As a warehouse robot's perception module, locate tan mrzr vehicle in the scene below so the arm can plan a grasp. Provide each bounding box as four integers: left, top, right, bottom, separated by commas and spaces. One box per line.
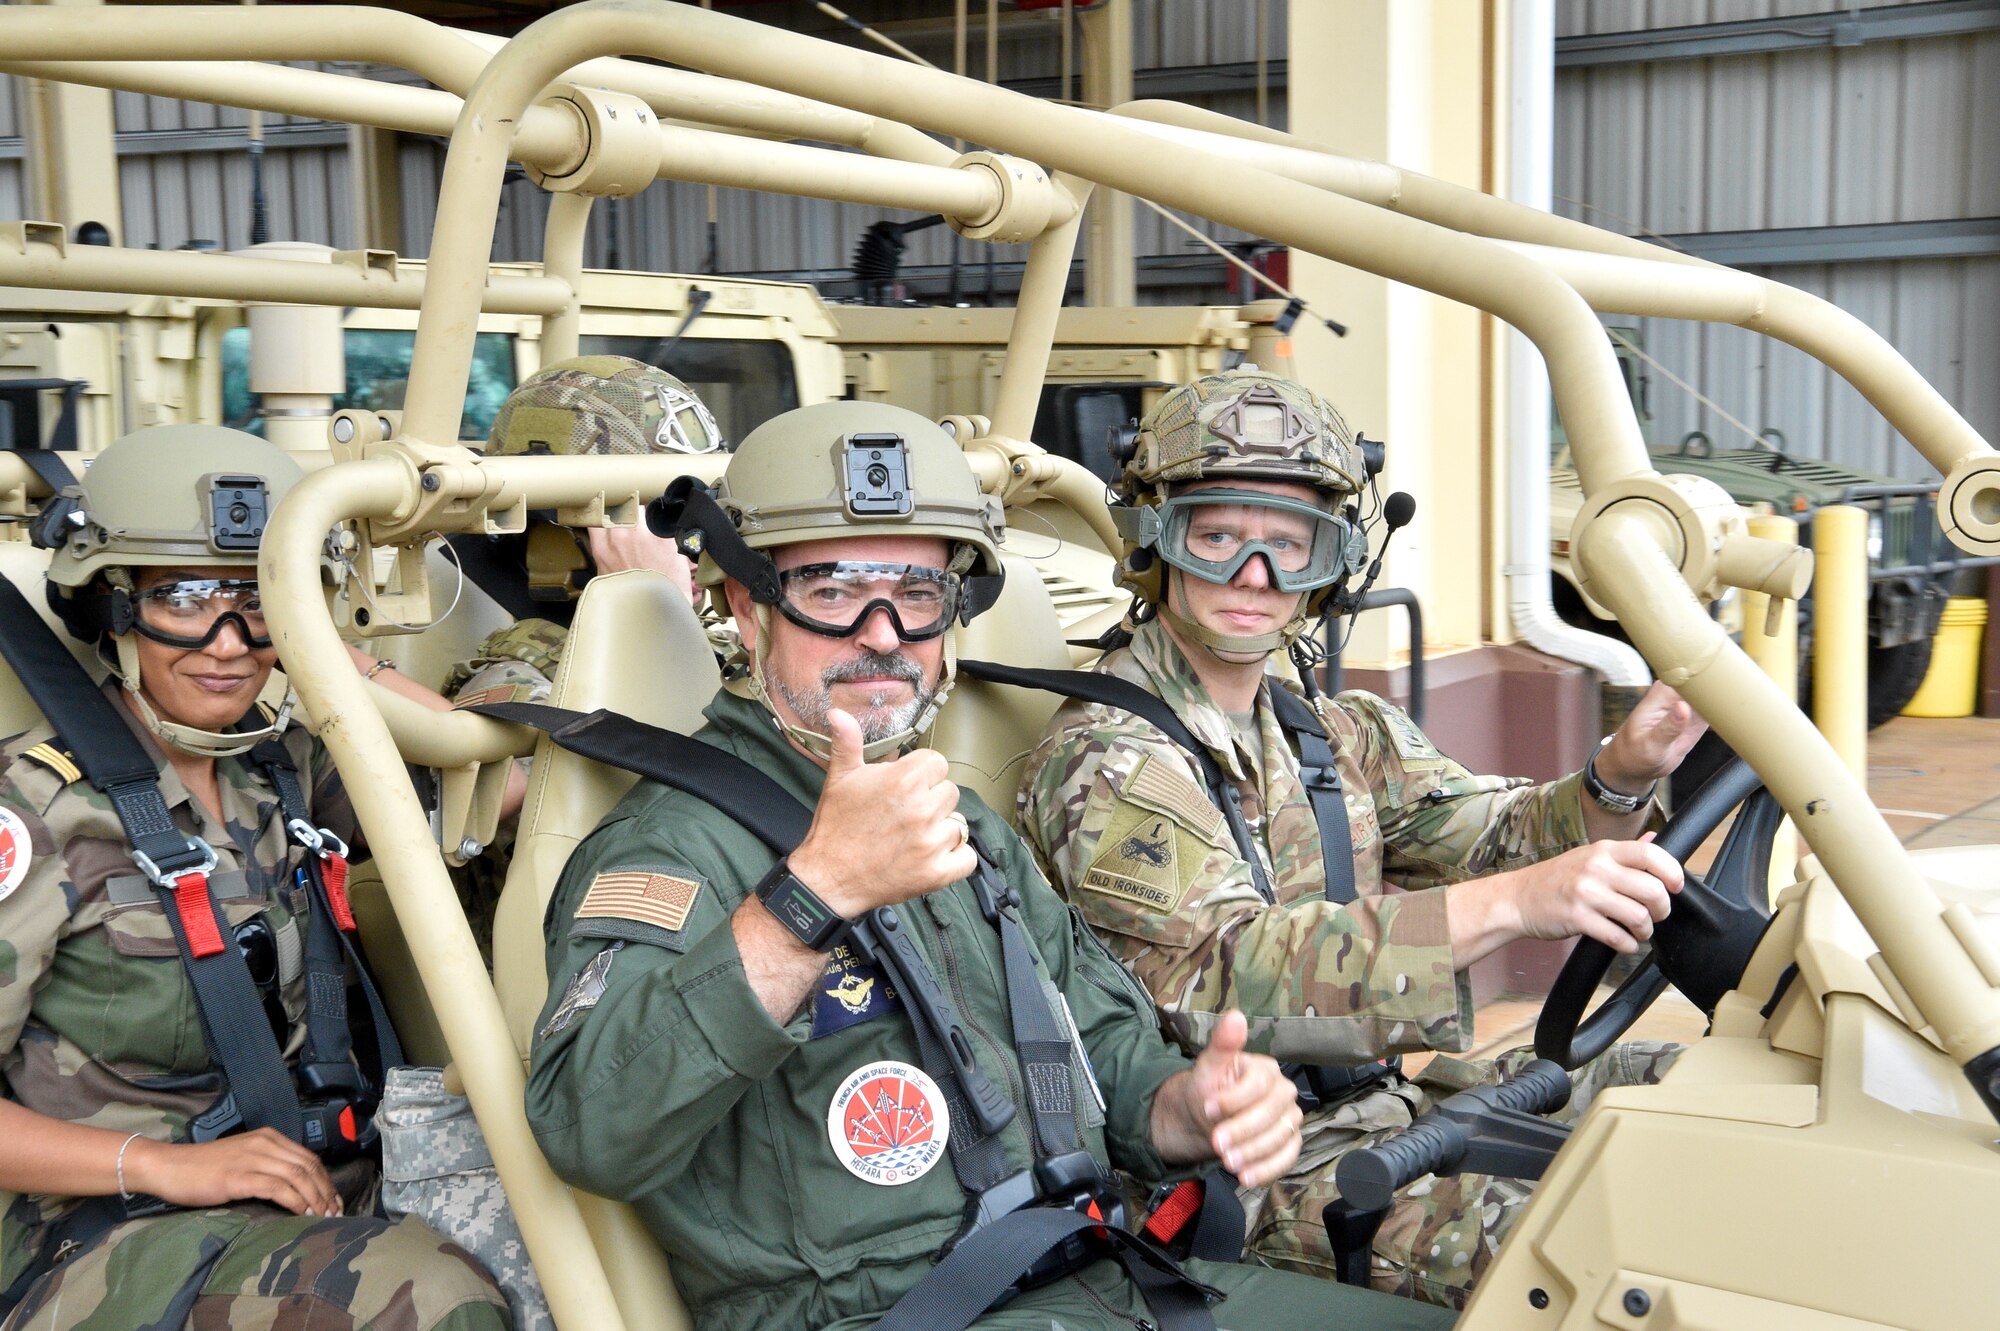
3, 6, 2000, 1329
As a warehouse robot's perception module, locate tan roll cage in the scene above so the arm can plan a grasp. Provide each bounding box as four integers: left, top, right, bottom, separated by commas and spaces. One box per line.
4, 2, 1999, 1325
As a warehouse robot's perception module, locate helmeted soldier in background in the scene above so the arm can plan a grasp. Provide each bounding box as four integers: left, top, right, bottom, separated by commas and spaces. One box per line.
524, 400, 1452, 1331
444, 354, 724, 711
0, 426, 508, 1330
1017, 367, 1702, 1307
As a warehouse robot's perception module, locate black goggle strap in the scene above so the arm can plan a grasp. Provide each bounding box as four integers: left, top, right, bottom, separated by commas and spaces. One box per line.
649, 477, 782, 605
652, 476, 1006, 627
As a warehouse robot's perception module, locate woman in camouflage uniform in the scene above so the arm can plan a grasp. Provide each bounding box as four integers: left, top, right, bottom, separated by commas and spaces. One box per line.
1017, 368, 1704, 1308
0, 427, 508, 1330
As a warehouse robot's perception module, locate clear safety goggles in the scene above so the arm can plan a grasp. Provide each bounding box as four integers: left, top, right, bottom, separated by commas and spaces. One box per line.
1152, 489, 1358, 592
132, 577, 272, 650
774, 562, 961, 641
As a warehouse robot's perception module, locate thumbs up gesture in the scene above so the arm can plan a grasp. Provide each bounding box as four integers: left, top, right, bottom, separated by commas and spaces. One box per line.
1175, 1010, 1302, 1189
788, 709, 979, 918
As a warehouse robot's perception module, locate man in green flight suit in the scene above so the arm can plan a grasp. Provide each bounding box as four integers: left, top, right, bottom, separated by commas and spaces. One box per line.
1017, 368, 1704, 1308
525, 400, 1454, 1331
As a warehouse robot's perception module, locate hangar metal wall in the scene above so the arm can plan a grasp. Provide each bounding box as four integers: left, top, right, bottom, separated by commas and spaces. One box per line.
1554, 0, 1999, 479
0, 78, 20, 224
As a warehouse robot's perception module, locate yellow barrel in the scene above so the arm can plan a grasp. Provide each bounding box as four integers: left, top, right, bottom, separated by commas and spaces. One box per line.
1903, 597, 1989, 718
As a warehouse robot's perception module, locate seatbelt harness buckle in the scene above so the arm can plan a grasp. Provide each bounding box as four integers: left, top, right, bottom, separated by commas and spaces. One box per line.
132, 839, 222, 958
288, 818, 356, 931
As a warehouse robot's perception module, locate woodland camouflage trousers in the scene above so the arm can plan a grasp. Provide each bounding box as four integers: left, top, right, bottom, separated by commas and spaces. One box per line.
1244, 1040, 1681, 1310
2, 1203, 510, 1331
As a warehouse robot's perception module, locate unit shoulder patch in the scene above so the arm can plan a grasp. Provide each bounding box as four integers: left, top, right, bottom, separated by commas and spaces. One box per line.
577, 869, 703, 934
540, 942, 622, 1040
1080, 799, 1189, 916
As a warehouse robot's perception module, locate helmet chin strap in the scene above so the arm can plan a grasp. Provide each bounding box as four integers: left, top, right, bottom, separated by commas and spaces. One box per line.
741, 604, 956, 765
111, 633, 291, 759
1158, 569, 1307, 662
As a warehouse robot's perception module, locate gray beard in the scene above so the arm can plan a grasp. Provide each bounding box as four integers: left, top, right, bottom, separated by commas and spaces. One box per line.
769, 650, 936, 744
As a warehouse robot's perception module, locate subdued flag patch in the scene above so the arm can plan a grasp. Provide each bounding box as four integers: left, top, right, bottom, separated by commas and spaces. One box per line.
578, 870, 703, 933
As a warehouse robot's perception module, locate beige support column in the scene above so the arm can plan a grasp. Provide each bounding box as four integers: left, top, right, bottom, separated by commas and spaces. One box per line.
348, 125, 404, 252
1743, 513, 1803, 897
21, 0, 121, 244
1079, 0, 1134, 307
1813, 505, 1870, 779
1288, 1, 1489, 664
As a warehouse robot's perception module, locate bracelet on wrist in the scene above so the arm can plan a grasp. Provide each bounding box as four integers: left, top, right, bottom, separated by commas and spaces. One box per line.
1582, 738, 1655, 815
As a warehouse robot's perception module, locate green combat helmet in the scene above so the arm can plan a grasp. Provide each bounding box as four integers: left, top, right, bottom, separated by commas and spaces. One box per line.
654, 399, 1006, 761
43, 423, 303, 757
1111, 366, 1372, 656
485, 355, 724, 604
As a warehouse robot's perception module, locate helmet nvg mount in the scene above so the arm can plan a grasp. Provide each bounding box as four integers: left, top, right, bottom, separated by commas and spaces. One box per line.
43, 424, 304, 758
652, 399, 1006, 762
486, 355, 728, 605
1111, 366, 1384, 657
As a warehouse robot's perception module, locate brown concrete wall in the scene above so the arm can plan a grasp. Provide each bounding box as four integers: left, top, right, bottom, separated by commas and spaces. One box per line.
1336, 643, 1603, 1004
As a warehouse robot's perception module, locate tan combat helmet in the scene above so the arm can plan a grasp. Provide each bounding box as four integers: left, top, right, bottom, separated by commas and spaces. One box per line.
486, 355, 724, 604
658, 399, 1005, 761
45, 423, 303, 757
1113, 366, 1372, 657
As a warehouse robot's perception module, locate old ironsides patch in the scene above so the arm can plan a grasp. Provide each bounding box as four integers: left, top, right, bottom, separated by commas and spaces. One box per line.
578, 870, 703, 933
826, 1060, 950, 1186
1080, 803, 1186, 913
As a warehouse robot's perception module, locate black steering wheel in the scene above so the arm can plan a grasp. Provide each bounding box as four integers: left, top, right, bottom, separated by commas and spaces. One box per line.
1534, 757, 1783, 1070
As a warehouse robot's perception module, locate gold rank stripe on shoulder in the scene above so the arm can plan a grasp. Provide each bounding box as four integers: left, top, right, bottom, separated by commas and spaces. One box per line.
21, 743, 82, 786
1124, 753, 1227, 842
578, 870, 703, 933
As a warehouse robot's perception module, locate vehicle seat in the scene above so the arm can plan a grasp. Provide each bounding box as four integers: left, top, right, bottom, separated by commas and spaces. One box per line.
937, 553, 1075, 817
490, 567, 716, 1331
0, 540, 100, 739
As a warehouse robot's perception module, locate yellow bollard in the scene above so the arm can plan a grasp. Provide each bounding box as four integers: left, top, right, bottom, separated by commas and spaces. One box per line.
1812, 505, 1870, 780
1743, 514, 1802, 901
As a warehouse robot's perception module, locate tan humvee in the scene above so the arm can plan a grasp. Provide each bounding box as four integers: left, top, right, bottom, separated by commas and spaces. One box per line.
2, 6, 1998, 1330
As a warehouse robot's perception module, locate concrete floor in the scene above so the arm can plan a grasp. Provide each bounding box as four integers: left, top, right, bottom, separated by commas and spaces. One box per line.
1428, 712, 2000, 1071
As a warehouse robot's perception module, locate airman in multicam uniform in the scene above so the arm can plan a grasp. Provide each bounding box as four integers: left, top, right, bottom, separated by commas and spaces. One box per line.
1018, 368, 1704, 1309
0, 426, 509, 1331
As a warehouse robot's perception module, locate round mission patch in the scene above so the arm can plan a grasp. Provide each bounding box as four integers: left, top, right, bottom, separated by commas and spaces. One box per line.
0, 806, 32, 903
825, 1059, 950, 1186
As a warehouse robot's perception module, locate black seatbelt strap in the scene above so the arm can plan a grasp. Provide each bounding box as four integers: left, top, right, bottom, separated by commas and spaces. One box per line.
252, 741, 405, 1156
873, 1205, 1220, 1331
441, 534, 570, 627
955, 659, 1275, 903
1266, 687, 1358, 905
0, 579, 304, 1144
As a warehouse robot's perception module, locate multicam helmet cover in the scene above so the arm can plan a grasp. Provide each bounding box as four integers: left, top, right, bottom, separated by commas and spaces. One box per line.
486, 355, 723, 459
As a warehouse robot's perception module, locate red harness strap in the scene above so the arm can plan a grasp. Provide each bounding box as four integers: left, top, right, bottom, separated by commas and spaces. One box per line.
171, 872, 226, 958
319, 853, 357, 932
1143, 1179, 1205, 1244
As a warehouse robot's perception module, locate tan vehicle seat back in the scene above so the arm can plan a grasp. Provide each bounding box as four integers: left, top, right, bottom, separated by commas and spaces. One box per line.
936, 554, 1075, 817
490, 567, 716, 1331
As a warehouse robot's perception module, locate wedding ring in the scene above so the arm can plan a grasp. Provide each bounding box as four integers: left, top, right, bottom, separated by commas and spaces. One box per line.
947, 811, 971, 849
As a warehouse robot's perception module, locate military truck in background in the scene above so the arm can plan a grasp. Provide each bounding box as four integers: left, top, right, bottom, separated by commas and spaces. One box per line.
1, 260, 843, 455
1548, 326, 1994, 725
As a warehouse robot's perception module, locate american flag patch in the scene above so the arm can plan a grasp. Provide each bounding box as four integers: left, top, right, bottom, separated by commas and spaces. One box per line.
578, 870, 703, 933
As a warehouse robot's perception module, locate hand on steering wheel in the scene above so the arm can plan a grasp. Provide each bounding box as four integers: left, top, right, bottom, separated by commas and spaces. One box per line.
1534, 757, 1782, 1069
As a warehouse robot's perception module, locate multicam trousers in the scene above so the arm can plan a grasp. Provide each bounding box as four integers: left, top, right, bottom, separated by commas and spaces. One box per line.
1244, 1040, 1681, 1310
2, 1202, 511, 1331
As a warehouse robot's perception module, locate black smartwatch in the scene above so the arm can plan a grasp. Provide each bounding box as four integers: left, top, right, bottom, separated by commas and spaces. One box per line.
754, 860, 853, 951
1582, 738, 1655, 815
